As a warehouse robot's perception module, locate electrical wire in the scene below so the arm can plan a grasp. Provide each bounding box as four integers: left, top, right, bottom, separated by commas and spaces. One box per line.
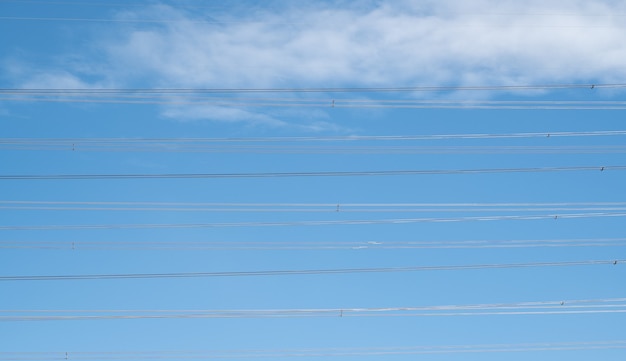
0, 130, 625, 143
0, 259, 621, 281
0, 0, 228, 8
2, 201, 626, 213
0, 165, 621, 180
2, 238, 624, 251
2, 340, 626, 359
0, 200, 626, 213
1, 15, 626, 27
4, 97, 626, 109
3, 144, 626, 154
3, 130, 626, 155
2, 130, 626, 153
1, 298, 625, 320
3, 85, 624, 109
2, 84, 624, 93
2, 212, 626, 231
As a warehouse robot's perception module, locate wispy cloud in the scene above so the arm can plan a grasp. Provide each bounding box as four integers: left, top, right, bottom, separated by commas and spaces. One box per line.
4, 0, 626, 127
101, 0, 626, 87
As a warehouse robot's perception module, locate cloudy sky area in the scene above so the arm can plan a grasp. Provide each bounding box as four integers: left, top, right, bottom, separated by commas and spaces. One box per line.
2, 0, 626, 127
5, 0, 626, 89
2, 2, 626, 359
0, 0, 626, 131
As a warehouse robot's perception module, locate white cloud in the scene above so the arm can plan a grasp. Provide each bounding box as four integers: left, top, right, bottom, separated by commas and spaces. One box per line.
101, 0, 626, 88
160, 103, 350, 132
5, 0, 626, 127
161, 104, 288, 127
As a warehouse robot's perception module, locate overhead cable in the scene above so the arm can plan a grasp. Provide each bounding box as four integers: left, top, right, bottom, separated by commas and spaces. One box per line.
2, 212, 626, 231
3, 144, 626, 154
2, 340, 626, 359
1, 130, 626, 144
0, 259, 621, 281
3, 97, 626, 109
2, 84, 625, 93
1, 298, 625, 320
2, 131, 626, 153
2, 201, 626, 213
0, 165, 621, 180
2, 238, 625, 251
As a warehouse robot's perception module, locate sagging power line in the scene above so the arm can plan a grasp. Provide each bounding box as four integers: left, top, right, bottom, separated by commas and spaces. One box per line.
2, 237, 624, 251
2, 201, 626, 213
0, 165, 622, 180
1, 212, 626, 231
2, 340, 626, 359
3, 96, 626, 109
0, 259, 621, 281
2, 84, 625, 93
2, 130, 626, 153
1, 298, 625, 320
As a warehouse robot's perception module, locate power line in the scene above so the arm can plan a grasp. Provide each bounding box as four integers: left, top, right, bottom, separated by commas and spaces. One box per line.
2, 15, 626, 27
2, 130, 626, 153
2, 340, 626, 359
1, 130, 625, 143
3, 144, 626, 155
0, 259, 621, 281
2, 84, 624, 93
0, 0, 228, 8
1, 298, 625, 320
0, 165, 621, 180
2, 212, 626, 231
4, 97, 626, 109
2, 238, 625, 251
2, 201, 626, 212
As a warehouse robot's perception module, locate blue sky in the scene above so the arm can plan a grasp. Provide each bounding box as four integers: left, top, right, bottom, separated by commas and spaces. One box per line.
1, 1, 626, 360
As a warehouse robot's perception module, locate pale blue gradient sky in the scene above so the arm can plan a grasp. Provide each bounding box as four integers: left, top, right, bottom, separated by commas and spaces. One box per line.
1, 1, 625, 360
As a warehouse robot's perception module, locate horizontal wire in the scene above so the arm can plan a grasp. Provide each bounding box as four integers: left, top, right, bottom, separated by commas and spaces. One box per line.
3, 1, 626, 18
2, 212, 626, 231
0, 165, 621, 180
2, 84, 624, 93
1, 298, 625, 321
4, 207, 626, 213
2, 201, 626, 213
5, 93, 624, 102
0, 0, 228, 8
15, 297, 624, 312
4, 97, 626, 109
4, 200, 626, 206
0, 16, 263, 24
2, 19, 619, 28
2, 130, 626, 144
2, 130, 626, 154
2, 238, 625, 251
3, 144, 626, 154
2, 340, 626, 359
0, 259, 621, 281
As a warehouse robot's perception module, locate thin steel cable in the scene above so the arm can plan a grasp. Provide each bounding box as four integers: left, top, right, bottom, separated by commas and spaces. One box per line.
2, 212, 626, 231
3, 130, 624, 142
0, 165, 622, 180
1, 298, 625, 321
0, 0, 228, 8
0, 259, 621, 281
2, 340, 626, 359
2, 201, 626, 213
2, 84, 625, 93
2, 238, 624, 251
2, 130, 626, 154
3, 143, 626, 154
4, 97, 626, 109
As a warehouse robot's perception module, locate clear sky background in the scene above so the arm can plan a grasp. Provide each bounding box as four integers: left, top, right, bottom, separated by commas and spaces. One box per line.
1, 0, 625, 360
